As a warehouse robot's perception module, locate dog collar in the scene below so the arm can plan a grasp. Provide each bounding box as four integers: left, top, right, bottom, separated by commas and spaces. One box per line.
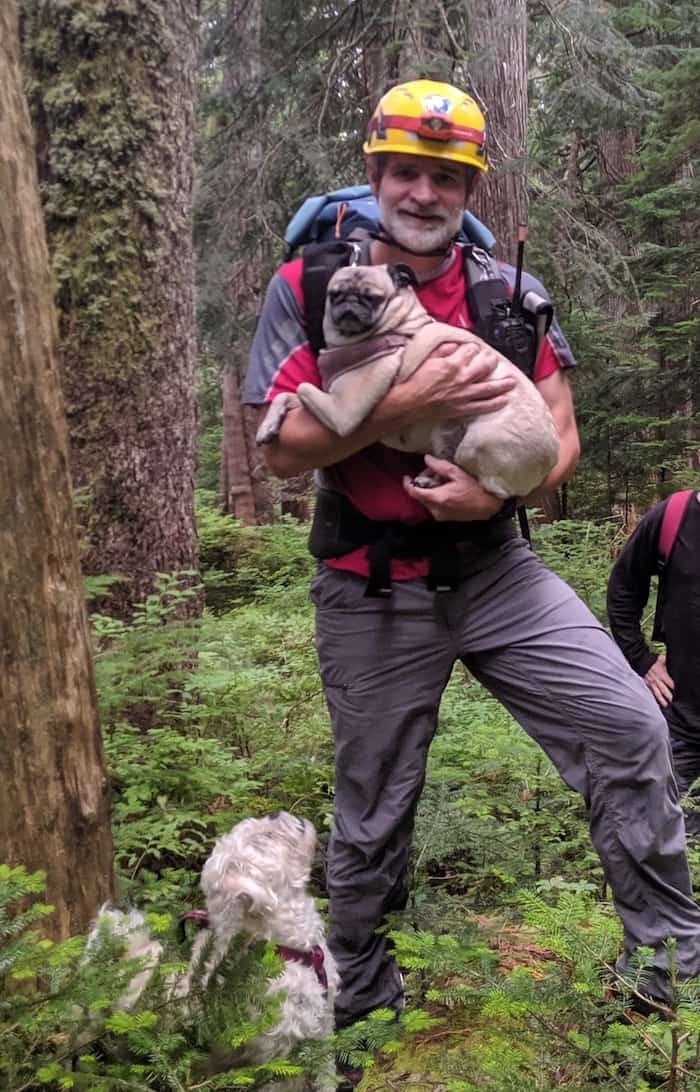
177, 910, 328, 992
318, 334, 408, 385
275, 943, 329, 992
177, 908, 210, 943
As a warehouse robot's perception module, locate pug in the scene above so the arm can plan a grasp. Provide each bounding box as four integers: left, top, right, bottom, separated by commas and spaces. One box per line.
256, 264, 559, 499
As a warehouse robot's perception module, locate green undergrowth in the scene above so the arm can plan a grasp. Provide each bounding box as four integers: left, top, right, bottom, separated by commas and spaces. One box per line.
5, 502, 699, 1088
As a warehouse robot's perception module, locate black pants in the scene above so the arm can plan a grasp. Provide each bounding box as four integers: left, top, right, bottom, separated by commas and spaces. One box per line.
667, 712, 700, 836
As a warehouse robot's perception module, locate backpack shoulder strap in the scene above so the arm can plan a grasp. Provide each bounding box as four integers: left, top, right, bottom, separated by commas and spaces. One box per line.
301, 236, 371, 355
462, 245, 504, 293
658, 489, 694, 568
462, 246, 554, 361
462, 246, 510, 332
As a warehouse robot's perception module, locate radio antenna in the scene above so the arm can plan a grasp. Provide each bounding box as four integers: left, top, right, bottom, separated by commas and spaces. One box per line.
511, 223, 527, 315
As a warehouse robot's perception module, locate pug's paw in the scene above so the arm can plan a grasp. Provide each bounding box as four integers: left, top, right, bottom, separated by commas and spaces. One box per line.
255, 419, 277, 444
255, 394, 300, 445
411, 468, 447, 489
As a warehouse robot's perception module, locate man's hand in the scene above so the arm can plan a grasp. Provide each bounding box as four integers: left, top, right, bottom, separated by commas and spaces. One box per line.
258, 337, 517, 479
400, 341, 516, 422
403, 455, 503, 521
644, 654, 674, 708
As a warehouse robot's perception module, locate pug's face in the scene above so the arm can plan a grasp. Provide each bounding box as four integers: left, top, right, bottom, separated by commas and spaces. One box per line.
324, 265, 397, 338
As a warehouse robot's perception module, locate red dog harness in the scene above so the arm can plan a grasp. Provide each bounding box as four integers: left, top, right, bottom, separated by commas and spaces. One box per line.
178, 909, 329, 992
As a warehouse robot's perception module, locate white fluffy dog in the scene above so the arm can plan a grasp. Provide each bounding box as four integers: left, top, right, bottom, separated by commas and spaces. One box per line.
90, 812, 338, 1089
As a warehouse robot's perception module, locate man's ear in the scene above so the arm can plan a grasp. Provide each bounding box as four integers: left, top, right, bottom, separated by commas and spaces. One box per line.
465, 170, 481, 201
365, 155, 380, 197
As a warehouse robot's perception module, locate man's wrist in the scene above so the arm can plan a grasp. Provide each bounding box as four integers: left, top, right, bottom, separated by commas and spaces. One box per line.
371, 384, 429, 430
636, 651, 658, 678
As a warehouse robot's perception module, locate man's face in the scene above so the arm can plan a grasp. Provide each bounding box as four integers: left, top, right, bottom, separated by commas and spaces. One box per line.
371, 153, 468, 254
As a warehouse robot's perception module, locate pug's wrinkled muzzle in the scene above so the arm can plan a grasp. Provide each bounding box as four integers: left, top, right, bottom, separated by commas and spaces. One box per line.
331, 295, 382, 337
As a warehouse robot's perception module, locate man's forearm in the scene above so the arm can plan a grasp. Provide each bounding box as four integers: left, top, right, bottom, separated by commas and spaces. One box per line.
260, 384, 428, 478
607, 557, 656, 676
521, 430, 580, 506
260, 344, 519, 478
608, 606, 657, 677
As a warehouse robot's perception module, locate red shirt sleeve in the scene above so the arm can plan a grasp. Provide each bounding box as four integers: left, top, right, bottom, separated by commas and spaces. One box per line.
266, 344, 322, 400
533, 334, 562, 383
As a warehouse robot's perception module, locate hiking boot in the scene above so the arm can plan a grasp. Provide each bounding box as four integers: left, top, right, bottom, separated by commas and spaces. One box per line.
624, 990, 675, 1021
336, 1060, 364, 1089
603, 979, 676, 1021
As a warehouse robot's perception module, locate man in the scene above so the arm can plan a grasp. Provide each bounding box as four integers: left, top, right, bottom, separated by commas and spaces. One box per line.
607, 491, 700, 835
243, 80, 700, 1086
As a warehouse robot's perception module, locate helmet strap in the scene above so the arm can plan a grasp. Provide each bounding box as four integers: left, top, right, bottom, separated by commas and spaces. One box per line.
372, 222, 456, 259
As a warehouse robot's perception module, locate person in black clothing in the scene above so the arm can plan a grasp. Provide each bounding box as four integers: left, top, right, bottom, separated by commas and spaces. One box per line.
607, 491, 700, 834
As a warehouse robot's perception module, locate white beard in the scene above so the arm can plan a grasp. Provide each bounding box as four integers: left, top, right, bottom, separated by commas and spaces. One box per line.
378, 195, 463, 253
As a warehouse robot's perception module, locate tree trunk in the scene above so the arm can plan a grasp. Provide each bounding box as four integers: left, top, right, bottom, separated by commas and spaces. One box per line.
0, 1, 114, 939
598, 127, 637, 320
465, 0, 564, 520
22, 0, 201, 621
220, 366, 257, 523
280, 476, 312, 522
466, 0, 528, 261
212, 0, 276, 523
242, 405, 275, 523
394, 0, 441, 77
362, 45, 392, 108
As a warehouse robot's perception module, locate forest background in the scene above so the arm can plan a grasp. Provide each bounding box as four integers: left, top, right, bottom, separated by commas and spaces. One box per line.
1, 0, 700, 1089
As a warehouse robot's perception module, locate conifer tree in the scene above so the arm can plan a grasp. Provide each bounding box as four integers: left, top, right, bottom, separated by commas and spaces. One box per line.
21, 0, 201, 620
1, 0, 114, 938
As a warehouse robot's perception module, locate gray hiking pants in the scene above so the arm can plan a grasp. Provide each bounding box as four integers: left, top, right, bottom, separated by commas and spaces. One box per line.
311, 538, 700, 1028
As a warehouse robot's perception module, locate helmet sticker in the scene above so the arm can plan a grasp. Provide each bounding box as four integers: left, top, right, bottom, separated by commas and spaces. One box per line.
422, 95, 452, 114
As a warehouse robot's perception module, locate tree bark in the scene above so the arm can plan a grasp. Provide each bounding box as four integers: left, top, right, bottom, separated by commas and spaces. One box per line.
22, 0, 201, 620
466, 0, 528, 261
0, 0, 114, 938
465, 0, 565, 519
212, 0, 274, 523
220, 366, 257, 523
598, 127, 637, 320
394, 0, 441, 77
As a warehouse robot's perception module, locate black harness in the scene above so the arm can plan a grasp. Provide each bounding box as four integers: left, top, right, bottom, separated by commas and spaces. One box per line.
309, 488, 518, 597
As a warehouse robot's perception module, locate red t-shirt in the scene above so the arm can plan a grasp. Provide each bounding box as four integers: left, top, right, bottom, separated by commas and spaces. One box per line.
250, 248, 567, 580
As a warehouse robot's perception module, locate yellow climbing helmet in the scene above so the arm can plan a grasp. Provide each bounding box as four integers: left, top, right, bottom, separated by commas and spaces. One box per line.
363, 79, 488, 171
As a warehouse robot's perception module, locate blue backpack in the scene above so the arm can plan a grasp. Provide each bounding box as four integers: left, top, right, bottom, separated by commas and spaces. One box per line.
283, 183, 496, 259
282, 184, 553, 383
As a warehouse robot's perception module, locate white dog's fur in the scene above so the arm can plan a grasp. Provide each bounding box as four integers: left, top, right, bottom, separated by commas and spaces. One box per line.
89, 812, 338, 1090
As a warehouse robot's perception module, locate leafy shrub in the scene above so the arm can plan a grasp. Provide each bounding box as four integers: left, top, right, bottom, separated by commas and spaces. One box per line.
530, 517, 617, 622
91, 557, 332, 907
411, 671, 596, 914
382, 892, 700, 1091
104, 722, 259, 907
196, 490, 313, 612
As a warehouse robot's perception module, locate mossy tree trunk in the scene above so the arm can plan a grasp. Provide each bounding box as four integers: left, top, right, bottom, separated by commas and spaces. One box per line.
21, 0, 201, 620
1, 0, 114, 938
